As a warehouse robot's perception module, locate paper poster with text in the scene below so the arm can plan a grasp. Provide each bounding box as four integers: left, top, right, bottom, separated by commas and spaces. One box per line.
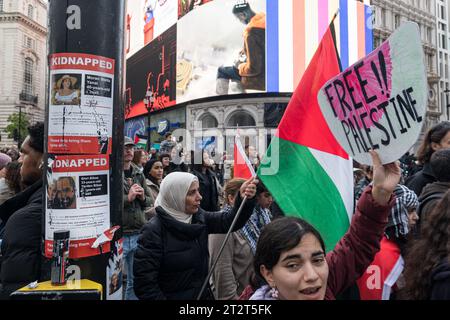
45, 155, 111, 259
48, 53, 115, 154
318, 22, 427, 165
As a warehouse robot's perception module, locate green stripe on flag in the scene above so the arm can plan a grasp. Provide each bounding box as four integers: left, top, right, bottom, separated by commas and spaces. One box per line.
258, 137, 349, 252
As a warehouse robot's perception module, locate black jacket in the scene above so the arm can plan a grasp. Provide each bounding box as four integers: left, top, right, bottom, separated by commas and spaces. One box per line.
133, 193, 256, 300
191, 169, 220, 212
418, 182, 450, 222
430, 258, 450, 300
0, 180, 49, 299
405, 163, 436, 198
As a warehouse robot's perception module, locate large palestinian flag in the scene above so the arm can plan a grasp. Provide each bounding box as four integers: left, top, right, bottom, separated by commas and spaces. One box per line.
258, 20, 353, 251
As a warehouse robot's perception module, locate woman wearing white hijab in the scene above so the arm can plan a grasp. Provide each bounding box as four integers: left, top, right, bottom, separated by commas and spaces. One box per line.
133, 172, 258, 300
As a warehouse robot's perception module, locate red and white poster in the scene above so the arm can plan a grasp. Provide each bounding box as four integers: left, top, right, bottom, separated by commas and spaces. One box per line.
45, 155, 111, 259
48, 53, 115, 154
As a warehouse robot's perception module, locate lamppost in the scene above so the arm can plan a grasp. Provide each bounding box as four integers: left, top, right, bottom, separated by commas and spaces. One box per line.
444, 85, 450, 121
143, 89, 155, 152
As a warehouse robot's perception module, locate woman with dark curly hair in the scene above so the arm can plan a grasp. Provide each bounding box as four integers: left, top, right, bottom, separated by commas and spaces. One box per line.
405, 121, 450, 196
402, 190, 450, 300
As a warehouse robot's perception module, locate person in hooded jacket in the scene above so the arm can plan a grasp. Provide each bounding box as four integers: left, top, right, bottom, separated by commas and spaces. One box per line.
133, 172, 258, 300
417, 149, 450, 223
405, 121, 450, 196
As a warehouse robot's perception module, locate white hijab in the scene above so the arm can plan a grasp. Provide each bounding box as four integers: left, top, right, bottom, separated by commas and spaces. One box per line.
155, 172, 198, 224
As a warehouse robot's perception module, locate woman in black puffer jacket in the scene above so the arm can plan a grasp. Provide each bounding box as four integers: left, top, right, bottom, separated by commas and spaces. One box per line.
133, 172, 257, 300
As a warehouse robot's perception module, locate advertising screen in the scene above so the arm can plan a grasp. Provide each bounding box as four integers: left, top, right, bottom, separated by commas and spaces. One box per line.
126, 0, 178, 58
125, 0, 372, 119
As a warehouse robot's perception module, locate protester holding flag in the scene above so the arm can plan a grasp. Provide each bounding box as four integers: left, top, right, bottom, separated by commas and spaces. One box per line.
209, 180, 273, 300
248, 150, 400, 300
133, 172, 258, 300
402, 189, 450, 300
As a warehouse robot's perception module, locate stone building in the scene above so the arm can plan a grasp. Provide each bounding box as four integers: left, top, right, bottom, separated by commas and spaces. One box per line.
0, 0, 47, 146
371, 0, 441, 129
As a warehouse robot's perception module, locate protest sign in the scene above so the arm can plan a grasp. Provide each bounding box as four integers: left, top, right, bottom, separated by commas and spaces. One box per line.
318, 22, 427, 165
48, 53, 114, 154
45, 155, 111, 259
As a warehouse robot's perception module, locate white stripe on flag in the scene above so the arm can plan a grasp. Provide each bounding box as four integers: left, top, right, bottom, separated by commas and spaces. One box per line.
278, 0, 294, 92
309, 148, 354, 221
235, 135, 256, 177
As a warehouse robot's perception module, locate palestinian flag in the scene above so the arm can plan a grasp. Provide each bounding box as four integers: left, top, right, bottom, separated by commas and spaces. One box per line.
134, 133, 148, 149
258, 19, 353, 251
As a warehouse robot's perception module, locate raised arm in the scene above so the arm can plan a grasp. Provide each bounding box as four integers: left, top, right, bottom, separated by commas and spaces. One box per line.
204, 177, 258, 234
326, 150, 401, 297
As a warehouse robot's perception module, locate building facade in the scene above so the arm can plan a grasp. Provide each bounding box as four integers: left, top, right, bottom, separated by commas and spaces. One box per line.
436, 0, 450, 121
372, 0, 441, 130
186, 96, 290, 161
0, 0, 47, 146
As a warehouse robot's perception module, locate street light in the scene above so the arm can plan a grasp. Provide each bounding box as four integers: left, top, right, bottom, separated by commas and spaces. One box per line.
143, 89, 155, 152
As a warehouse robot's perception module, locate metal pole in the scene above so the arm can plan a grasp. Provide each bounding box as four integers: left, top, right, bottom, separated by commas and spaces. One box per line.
196, 196, 248, 300
148, 109, 151, 152
45, 0, 125, 300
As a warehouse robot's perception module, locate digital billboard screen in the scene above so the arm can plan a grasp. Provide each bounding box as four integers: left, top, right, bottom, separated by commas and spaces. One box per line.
125, 0, 372, 119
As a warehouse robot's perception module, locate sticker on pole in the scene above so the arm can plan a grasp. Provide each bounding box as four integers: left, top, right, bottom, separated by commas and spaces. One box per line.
317, 22, 426, 165
48, 53, 115, 155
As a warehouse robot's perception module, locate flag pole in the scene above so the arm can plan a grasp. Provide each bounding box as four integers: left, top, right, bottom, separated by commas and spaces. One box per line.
196, 194, 249, 300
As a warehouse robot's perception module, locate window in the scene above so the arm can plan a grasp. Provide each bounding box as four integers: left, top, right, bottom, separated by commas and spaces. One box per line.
0, 0, 3, 12
381, 9, 386, 27
28, 4, 33, 19
24, 58, 33, 95
427, 27, 432, 43
394, 15, 401, 29
201, 114, 218, 129
227, 111, 256, 127
428, 54, 434, 73
26, 37, 33, 49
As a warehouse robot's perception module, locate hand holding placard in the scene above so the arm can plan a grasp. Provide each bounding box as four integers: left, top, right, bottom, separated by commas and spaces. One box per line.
318, 22, 427, 165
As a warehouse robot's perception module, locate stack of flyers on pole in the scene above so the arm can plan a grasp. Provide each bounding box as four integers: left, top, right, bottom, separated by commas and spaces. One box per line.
45, 155, 111, 259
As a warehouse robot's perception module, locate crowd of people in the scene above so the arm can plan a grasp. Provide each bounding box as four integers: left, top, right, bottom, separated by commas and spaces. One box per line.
0, 121, 450, 300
